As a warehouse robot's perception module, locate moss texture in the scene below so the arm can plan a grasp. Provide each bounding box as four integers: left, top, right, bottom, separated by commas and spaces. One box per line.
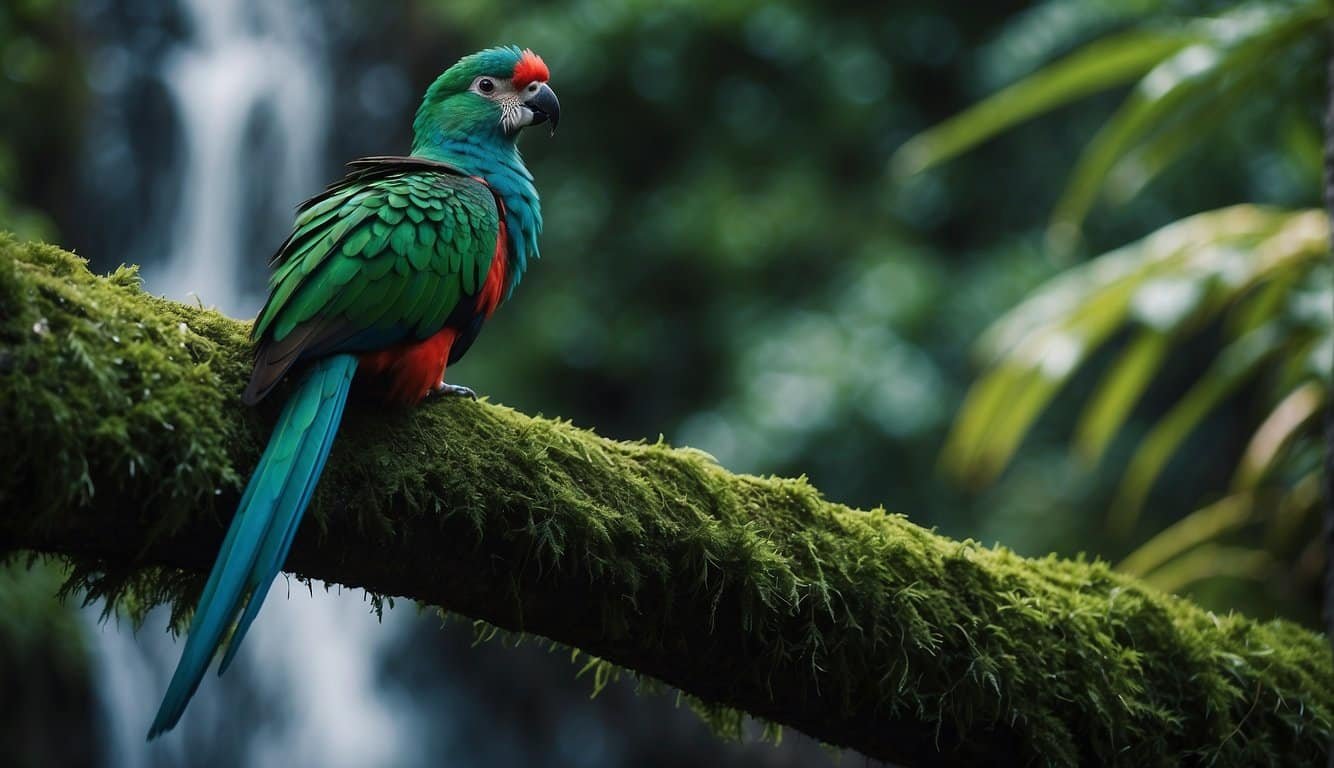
1, 235, 1331, 767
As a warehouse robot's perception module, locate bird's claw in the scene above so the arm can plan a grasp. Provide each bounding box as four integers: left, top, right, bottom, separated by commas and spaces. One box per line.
432, 382, 477, 400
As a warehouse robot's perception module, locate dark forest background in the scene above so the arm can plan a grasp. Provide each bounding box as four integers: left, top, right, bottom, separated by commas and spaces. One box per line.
1, 0, 1327, 765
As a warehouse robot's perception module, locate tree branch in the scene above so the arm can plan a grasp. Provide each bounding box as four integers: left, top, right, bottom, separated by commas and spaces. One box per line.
1, 236, 1330, 767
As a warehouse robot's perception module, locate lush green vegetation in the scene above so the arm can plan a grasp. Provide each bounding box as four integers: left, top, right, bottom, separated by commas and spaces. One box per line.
1, 0, 1330, 764
4, 237, 1331, 766
902, 0, 1331, 613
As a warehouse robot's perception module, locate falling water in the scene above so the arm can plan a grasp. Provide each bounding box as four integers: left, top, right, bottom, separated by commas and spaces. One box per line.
148, 0, 327, 314
79, 0, 414, 764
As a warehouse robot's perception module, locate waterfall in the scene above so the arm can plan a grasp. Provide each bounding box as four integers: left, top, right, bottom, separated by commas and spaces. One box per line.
148, 0, 328, 315
79, 1, 415, 764
89, 594, 413, 767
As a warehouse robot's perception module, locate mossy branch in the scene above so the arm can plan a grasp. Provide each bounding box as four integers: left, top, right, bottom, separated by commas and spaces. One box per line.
1, 236, 1331, 767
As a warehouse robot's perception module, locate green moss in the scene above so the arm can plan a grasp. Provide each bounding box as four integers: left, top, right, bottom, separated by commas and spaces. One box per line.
0, 236, 260, 626
1, 235, 1331, 766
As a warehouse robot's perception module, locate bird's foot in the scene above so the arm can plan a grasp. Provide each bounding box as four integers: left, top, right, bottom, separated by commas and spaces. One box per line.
431, 382, 477, 400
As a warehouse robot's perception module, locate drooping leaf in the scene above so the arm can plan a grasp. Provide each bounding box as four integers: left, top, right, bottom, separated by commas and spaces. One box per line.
1109, 324, 1286, 533
1049, 4, 1330, 244
947, 207, 1325, 487
892, 29, 1194, 178
1232, 381, 1324, 491
1117, 494, 1253, 577
1138, 543, 1271, 593
1103, 56, 1271, 205
1267, 470, 1323, 552
978, 206, 1289, 363
1074, 330, 1170, 463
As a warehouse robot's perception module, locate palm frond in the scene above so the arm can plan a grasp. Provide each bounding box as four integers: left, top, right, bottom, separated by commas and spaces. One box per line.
1050, 3, 1329, 245
1108, 323, 1285, 533
942, 206, 1327, 488
894, 1, 1331, 246
1138, 543, 1272, 593
1232, 380, 1324, 490
893, 29, 1195, 178
1117, 494, 1254, 577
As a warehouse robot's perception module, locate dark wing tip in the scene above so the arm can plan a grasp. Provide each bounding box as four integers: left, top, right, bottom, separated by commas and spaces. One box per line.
240, 379, 270, 406
243, 336, 305, 406
243, 320, 359, 406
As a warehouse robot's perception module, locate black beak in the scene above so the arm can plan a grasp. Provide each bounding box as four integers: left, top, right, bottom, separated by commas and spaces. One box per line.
525, 82, 560, 135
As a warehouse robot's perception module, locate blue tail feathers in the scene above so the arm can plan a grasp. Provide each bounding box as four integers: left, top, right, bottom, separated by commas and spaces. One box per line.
147, 354, 357, 739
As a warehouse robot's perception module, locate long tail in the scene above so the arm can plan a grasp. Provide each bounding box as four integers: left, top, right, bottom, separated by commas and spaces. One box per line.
148, 354, 357, 739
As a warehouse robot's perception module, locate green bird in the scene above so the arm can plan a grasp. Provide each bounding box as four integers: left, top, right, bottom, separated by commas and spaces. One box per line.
148, 46, 559, 738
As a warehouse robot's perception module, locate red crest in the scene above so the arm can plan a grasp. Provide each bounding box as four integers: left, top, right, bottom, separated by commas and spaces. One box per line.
511, 49, 550, 89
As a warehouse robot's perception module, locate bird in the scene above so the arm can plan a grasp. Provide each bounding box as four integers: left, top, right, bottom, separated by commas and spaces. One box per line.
147, 45, 559, 738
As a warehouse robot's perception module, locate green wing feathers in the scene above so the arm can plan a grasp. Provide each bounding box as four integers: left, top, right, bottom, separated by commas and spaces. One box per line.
244, 163, 500, 404
258, 172, 498, 339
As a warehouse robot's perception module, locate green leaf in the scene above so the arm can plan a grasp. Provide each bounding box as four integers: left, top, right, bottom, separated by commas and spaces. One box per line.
1075, 330, 1170, 464
1267, 469, 1322, 552
1049, 5, 1329, 244
947, 206, 1317, 487
1138, 543, 1271, 594
892, 29, 1193, 177
1229, 271, 1301, 337
1103, 55, 1270, 205
978, 206, 1288, 363
941, 365, 1065, 485
1233, 381, 1324, 491
1117, 494, 1253, 578
1109, 324, 1286, 534
940, 363, 1024, 482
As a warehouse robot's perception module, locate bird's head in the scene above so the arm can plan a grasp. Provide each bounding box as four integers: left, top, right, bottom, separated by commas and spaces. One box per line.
413, 46, 559, 151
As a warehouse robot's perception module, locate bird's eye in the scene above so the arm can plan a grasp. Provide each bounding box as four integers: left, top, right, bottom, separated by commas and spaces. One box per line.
478, 78, 495, 94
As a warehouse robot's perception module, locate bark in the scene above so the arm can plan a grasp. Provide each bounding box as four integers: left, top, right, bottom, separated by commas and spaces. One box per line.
1, 237, 1331, 767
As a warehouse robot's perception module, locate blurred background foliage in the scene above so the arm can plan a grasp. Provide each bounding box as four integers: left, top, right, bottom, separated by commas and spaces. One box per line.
903, 0, 1331, 614
0, 0, 81, 241
0, 0, 1328, 765
0, 559, 98, 767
